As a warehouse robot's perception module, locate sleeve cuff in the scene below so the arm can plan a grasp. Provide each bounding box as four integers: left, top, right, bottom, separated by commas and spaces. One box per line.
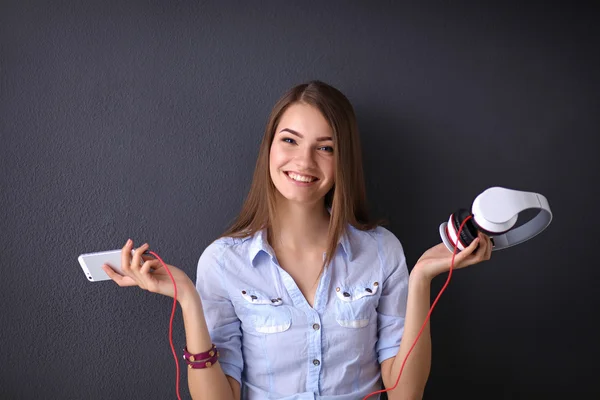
377, 346, 400, 364
219, 361, 242, 386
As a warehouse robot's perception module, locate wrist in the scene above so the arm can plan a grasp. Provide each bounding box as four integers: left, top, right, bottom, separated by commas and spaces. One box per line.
410, 263, 435, 285
177, 280, 201, 309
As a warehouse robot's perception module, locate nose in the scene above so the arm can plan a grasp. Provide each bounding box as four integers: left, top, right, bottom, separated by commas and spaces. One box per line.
293, 145, 317, 170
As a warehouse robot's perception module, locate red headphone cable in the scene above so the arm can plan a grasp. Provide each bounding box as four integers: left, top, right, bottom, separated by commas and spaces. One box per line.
146, 250, 182, 400
148, 214, 471, 400
363, 214, 472, 399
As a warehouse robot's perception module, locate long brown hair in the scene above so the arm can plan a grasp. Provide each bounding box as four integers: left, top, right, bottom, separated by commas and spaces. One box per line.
221, 80, 381, 268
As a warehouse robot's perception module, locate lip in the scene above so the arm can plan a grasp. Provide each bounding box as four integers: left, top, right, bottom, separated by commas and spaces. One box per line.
284, 171, 319, 186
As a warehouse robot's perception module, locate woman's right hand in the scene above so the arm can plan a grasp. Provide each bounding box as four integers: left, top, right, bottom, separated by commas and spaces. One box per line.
102, 239, 196, 304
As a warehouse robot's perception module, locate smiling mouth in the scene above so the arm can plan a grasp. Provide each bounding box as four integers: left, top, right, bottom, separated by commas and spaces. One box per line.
285, 171, 319, 183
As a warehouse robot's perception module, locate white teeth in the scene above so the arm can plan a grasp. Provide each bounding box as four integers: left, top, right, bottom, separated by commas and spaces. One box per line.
287, 172, 316, 183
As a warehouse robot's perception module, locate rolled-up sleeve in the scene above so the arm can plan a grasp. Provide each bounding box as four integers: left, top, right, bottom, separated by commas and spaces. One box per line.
375, 228, 410, 364
195, 240, 243, 385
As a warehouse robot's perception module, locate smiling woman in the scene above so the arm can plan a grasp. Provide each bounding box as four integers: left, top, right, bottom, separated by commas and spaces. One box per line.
269, 103, 336, 207
222, 82, 377, 272
104, 80, 493, 400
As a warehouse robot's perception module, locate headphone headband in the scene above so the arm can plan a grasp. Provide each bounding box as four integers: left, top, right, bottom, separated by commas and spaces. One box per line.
439, 186, 553, 252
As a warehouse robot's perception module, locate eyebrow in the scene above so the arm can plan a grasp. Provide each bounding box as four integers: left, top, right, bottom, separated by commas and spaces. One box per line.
279, 128, 333, 142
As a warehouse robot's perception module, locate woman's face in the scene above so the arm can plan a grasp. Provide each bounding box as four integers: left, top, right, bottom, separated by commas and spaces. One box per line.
269, 103, 335, 207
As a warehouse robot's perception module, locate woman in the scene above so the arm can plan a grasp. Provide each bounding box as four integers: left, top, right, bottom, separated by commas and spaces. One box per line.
103, 81, 492, 399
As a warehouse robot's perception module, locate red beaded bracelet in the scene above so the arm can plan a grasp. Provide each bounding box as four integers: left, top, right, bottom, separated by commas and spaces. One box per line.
183, 344, 220, 369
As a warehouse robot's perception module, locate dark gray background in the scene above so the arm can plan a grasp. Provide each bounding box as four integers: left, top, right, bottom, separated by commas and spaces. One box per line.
1, 1, 598, 399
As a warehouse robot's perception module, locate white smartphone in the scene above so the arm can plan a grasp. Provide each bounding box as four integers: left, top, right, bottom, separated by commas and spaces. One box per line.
77, 249, 154, 282
78, 249, 126, 282
79, 248, 155, 282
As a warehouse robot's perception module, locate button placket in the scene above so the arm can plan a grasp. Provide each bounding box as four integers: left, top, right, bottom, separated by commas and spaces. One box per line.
307, 310, 323, 393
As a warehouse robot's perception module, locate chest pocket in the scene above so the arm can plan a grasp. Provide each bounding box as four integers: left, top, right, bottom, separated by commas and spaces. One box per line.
334, 281, 380, 328
238, 288, 291, 334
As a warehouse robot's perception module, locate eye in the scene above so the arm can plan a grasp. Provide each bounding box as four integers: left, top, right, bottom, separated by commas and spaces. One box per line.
282, 137, 296, 144
319, 146, 334, 153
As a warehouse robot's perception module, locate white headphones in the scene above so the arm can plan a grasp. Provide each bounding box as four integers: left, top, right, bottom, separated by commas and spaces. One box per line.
439, 186, 553, 252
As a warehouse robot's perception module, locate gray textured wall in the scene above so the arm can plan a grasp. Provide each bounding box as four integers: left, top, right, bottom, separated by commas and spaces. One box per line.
1, 1, 599, 399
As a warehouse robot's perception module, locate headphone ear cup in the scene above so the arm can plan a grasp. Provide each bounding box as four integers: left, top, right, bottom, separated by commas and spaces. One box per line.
471, 218, 509, 236
452, 208, 479, 247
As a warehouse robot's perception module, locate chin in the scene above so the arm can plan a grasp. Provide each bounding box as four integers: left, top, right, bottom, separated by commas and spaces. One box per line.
275, 189, 325, 206
279, 194, 320, 205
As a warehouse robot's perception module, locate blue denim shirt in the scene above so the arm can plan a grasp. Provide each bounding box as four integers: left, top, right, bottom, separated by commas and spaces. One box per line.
195, 224, 409, 399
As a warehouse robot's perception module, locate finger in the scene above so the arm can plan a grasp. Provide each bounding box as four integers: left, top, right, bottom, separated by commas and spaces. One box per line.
485, 235, 493, 260
461, 236, 481, 258
140, 259, 162, 275
102, 264, 138, 287
121, 238, 134, 273
131, 243, 150, 272
140, 255, 160, 271
453, 237, 481, 267
472, 233, 491, 263
476, 233, 489, 253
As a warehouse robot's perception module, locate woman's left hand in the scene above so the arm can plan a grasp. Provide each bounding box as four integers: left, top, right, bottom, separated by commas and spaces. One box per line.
412, 231, 493, 281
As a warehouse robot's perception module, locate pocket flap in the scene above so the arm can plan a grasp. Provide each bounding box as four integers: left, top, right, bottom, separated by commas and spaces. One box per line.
238, 288, 290, 334
335, 281, 379, 302
240, 288, 283, 306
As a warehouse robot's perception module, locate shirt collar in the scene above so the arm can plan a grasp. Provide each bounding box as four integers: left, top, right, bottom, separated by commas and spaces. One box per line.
339, 228, 353, 261
248, 225, 354, 265
248, 228, 275, 266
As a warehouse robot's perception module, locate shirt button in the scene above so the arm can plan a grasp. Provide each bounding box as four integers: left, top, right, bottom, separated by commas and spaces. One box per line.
313, 359, 320, 366
312, 323, 320, 330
